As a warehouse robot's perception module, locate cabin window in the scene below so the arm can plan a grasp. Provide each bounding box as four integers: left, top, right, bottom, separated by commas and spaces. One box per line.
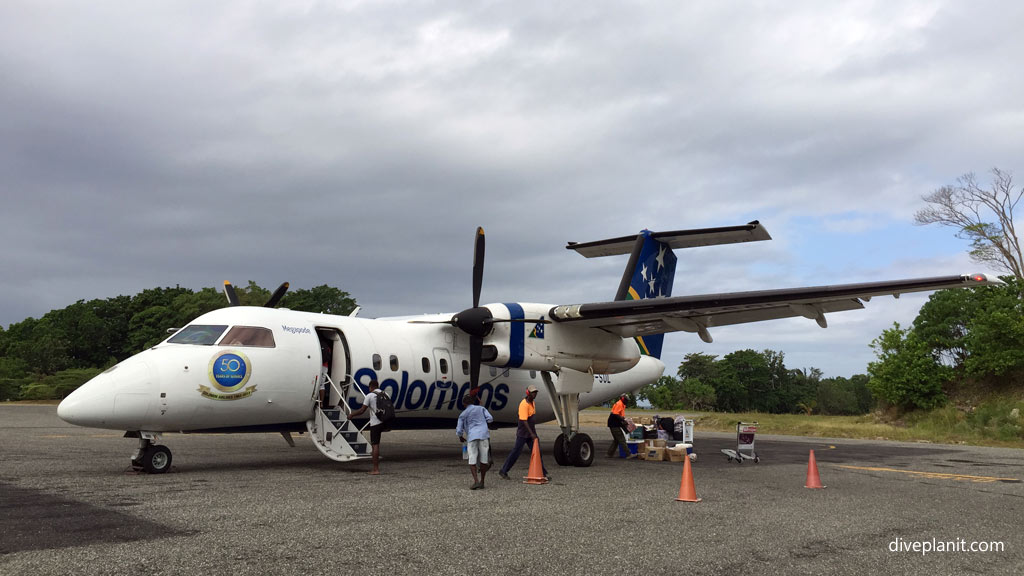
168, 325, 228, 346
422, 357, 430, 373
219, 326, 276, 348
372, 354, 382, 370
462, 360, 469, 375
389, 355, 399, 371
530, 370, 537, 379
489, 366, 497, 377
439, 358, 449, 375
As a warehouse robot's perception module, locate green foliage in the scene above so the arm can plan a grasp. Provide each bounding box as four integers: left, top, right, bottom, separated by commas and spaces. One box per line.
961, 278, 1024, 376
868, 323, 950, 411
901, 399, 1024, 444
638, 375, 683, 409
0, 357, 30, 400
281, 285, 357, 315
868, 278, 1024, 414
20, 368, 104, 400
642, 350, 861, 414
638, 372, 717, 411
680, 378, 717, 411
815, 375, 872, 415
0, 282, 359, 390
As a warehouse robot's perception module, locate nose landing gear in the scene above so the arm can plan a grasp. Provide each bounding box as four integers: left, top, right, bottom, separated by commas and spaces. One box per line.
130, 433, 173, 474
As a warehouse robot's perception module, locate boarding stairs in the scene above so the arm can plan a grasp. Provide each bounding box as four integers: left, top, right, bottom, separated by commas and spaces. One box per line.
306, 374, 371, 461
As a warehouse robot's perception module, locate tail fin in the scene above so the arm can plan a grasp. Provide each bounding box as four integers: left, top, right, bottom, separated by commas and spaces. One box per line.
618, 231, 676, 357
565, 221, 771, 358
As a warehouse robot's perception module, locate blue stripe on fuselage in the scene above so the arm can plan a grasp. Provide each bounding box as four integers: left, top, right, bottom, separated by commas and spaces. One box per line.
503, 302, 525, 368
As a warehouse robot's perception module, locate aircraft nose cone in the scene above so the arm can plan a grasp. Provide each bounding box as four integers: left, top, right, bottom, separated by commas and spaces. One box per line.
58, 373, 115, 427
57, 359, 157, 429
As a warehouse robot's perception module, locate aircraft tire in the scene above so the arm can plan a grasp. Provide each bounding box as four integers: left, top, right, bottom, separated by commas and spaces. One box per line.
553, 434, 571, 466
568, 433, 594, 467
141, 445, 172, 474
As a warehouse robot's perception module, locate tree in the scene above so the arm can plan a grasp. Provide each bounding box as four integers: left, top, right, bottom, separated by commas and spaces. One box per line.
912, 285, 975, 367
679, 378, 717, 411
960, 277, 1024, 377
915, 168, 1023, 287
677, 352, 720, 381
281, 285, 357, 315
910, 277, 1024, 378
638, 375, 683, 409
868, 323, 950, 411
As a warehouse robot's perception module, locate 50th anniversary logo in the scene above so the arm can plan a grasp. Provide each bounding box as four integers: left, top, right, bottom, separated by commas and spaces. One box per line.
199, 350, 256, 400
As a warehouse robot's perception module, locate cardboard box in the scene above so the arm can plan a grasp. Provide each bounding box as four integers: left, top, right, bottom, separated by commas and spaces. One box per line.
644, 447, 664, 462
653, 439, 667, 448
665, 444, 693, 462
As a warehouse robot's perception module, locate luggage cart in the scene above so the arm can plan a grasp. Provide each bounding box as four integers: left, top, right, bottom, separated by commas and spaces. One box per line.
721, 421, 759, 463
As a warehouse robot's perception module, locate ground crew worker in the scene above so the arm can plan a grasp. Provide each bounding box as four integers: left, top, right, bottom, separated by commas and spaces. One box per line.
606, 394, 635, 458
498, 384, 551, 481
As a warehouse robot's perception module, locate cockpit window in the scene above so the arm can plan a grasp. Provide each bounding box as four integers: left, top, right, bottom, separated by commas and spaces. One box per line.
168, 325, 228, 345
219, 326, 276, 348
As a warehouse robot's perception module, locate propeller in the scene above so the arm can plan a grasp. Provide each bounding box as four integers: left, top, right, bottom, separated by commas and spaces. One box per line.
265, 282, 290, 308
223, 281, 239, 306
410, 227, 550, 396
222, 281, 290, 308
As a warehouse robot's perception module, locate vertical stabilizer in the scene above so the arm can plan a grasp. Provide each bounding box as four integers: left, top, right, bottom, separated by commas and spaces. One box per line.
618, 231, 676, 358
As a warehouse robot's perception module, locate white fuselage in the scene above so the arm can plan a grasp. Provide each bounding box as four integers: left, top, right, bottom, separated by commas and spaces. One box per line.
57, 306, 665, 433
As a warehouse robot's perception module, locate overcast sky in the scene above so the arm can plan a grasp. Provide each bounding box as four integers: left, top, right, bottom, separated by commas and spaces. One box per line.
2, 1, 1021, 377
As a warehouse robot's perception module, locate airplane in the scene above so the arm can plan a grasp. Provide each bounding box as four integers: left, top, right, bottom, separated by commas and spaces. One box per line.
56, 222, 1000, 474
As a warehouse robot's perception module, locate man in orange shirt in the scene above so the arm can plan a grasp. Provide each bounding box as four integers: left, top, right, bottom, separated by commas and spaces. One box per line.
606, 394, 634, 458
498, 385, 551, 481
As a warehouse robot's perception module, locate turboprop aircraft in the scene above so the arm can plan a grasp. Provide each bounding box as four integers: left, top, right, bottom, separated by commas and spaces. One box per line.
57, 222, 1000, 474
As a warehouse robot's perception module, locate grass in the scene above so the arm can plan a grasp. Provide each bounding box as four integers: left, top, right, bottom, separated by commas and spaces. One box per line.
579, 403, 1024, 449
11, 399, 1023, 448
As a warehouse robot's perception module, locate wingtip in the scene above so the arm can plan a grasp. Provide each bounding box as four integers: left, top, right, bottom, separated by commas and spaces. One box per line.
967, 273, 1004, 285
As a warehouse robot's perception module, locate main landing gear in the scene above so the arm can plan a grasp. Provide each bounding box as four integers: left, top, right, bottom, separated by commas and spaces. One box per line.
553, 432, 595, 467
129, 433, 173, 474
541, 370, 595, 468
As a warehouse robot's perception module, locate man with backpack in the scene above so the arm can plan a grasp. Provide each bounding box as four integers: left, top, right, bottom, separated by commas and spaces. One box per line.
348, 380, 393, 475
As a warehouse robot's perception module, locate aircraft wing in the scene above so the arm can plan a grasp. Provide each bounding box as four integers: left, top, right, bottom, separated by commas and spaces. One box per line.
547, 274, 1001, 341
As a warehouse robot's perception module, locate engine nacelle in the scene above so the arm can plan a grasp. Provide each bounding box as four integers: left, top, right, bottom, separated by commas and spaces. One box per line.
481, 303, 641, 374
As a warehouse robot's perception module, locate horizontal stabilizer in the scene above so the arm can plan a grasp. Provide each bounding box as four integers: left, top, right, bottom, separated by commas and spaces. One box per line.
566, 221, 771, 258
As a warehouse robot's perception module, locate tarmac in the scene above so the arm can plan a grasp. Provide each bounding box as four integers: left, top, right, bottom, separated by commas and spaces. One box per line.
1, 405, 1022, 575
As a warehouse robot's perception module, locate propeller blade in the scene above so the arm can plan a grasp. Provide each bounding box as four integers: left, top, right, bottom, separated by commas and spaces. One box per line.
223, 281, 239, 306
469, 334, 482, 393
407, 320, 456, 325
264, 282, 290, 308
472, 227, 485, 308
484, 318, 552, 325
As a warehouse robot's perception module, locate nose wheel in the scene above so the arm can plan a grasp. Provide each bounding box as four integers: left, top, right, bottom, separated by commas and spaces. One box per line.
131, 436, 173, 474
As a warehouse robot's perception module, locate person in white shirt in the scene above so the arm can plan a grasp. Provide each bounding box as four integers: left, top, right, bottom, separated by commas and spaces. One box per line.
456, 394, 494, 490
348, 380, 387, 475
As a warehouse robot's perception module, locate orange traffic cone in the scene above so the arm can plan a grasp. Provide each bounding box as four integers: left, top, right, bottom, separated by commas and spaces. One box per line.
805, 449, 825, 489
523, 438, 549, 485
675, 452, 701, 502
